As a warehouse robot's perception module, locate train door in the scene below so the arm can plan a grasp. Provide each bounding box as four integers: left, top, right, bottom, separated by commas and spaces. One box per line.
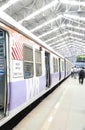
45, 52, 50, 87
59, 58, 61, 80
0, 29, 8, 118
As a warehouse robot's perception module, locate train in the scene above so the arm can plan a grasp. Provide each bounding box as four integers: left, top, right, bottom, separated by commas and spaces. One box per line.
0, 11, 72, 126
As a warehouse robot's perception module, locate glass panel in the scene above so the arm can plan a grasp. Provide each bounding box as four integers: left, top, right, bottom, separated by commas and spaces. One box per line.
35, 50, 42, 76
36, 64, 42, 76
56, 59, 58, 72
24, 62, 33, 78
0, 30, 6, 118
23, 45, 33, 79
24, 46, 33, 61
35, 50, 41, 63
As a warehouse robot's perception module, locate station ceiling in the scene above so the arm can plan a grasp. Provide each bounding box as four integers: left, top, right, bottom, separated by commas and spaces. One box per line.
0, 0, 85, 63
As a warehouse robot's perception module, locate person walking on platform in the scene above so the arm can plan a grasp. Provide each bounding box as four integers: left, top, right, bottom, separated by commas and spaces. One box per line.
78, 67, 85, 84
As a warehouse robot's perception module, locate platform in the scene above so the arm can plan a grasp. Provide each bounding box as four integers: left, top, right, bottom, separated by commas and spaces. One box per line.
13, 76, 85, 130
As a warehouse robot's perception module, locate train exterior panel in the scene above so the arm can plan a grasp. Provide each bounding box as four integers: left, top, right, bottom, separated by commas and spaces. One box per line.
0, 12, 72, 126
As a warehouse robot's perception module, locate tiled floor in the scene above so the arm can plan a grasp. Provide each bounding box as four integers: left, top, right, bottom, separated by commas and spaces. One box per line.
13, 76, 85, 130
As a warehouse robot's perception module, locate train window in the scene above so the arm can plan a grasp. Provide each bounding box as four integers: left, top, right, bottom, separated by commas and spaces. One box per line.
23, 46, 33, 78
56, 59, 58, 72
35, 50, 42, 76
0, 29, 8, 118
62, 61, 64, 71
23, 46, 33, 61
53, 57, 58, 72
0, 30, 4, 38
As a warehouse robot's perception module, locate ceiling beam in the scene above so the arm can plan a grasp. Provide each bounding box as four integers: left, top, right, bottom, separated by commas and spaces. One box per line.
19, 0, 59, 23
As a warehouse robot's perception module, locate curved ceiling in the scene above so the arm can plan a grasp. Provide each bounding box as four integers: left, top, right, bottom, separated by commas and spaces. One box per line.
0, 0, 85, 63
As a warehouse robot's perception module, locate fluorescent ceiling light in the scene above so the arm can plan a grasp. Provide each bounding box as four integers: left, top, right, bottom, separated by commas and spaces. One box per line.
0, 0, 20, 11
19, 0, 58, 23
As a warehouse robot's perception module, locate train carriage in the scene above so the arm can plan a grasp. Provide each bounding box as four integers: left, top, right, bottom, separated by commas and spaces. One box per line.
0, 12, 72, 126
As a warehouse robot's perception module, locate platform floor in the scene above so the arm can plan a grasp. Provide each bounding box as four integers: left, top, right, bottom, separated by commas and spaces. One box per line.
13, 76, 85, 130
